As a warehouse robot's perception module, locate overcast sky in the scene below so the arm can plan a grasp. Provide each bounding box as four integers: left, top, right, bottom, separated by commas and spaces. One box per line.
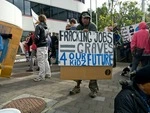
85, 0, 149, 11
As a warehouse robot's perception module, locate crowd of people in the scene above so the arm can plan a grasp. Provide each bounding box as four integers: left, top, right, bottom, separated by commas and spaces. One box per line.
19, 10, 150, 112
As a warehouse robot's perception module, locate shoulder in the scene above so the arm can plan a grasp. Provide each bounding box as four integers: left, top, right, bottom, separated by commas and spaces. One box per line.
89, 22, 97, 31
89, 22, 96, 27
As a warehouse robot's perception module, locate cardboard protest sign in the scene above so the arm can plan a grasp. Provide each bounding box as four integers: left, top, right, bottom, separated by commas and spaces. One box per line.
121, 24, 139, 43
0, 21, 22, 77
59, 30, 113, 80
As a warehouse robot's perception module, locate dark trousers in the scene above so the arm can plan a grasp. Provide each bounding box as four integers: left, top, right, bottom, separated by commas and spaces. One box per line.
75, 80, 99, 92
131, 56, 150, 72
113, 50, 116, 67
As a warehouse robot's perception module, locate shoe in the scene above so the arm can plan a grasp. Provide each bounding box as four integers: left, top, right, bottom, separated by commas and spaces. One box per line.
69, 86, 80, 95
45, 74, 51, 79
89, 91, 97, 98
26, 69, 33, 72
36, 67, 40, 71
33, 77, 45, 82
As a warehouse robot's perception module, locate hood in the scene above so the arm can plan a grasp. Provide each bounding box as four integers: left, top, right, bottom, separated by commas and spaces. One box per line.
39, 22, 48, 29
79, 11, 91, 26
138, 22, 147, 30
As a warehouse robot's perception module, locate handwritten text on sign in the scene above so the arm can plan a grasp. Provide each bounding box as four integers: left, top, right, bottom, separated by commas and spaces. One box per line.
59, 30, 113, 66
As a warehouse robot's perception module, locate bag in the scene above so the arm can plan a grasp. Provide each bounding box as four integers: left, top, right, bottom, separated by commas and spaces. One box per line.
132, 47, 144, 58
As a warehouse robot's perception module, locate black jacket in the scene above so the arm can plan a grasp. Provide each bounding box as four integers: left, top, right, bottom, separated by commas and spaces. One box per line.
35, 22, 47, 47
114, 83, 150, 113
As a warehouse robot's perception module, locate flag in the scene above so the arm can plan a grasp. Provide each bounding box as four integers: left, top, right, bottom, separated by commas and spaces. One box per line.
31, 9, 38, 27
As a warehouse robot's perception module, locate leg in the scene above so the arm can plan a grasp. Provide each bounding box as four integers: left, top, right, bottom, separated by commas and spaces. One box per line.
34, 47, 45, 81
27, 50, 34, 71
44, 47, 51, 78
141, 56, 148, 67
69, 80, 82, 95
113, 50, 116, 67
89, 80, 99, 98
131, 56, 140, 72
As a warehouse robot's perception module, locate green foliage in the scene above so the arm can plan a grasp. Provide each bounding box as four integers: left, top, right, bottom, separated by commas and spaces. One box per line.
93, 1, 143, 31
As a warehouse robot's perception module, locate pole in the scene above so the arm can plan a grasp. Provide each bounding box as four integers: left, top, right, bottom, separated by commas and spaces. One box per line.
111, 0, 114, 27
142, 0, 145, 21
90, 0, 92, 22
95, 0, 98, 27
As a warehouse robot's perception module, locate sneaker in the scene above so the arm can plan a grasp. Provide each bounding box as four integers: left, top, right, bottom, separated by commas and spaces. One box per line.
69, 86, 80, 95
26, 69, 33, 72
36, 67, 40, 71
33, 77, 45, 82
45, 74, 51, 79
89, 91, 97, 98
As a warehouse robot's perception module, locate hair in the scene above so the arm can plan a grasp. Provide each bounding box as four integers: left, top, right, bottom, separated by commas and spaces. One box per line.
38, 14, 47, 22
70, 18, 76, 24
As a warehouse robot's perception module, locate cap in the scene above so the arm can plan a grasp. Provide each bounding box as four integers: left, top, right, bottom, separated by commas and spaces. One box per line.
82, 12, 91, 18
133, 65, 150, 84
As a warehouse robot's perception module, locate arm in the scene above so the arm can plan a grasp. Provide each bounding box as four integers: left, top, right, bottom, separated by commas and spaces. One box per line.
34, 25, 40, 45
114, 91, 135, 113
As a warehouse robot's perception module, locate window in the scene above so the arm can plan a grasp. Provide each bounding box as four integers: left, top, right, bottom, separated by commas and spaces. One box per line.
14, 0, 24, 12
6, 0, 13, 3
31, 2, 40, 15
7, 0, 80, 22
76, 0, 85, 4
50, 7, 58, 19
40, 5, 50, 18
57, 8, 67, 21
24, 0, 31, 15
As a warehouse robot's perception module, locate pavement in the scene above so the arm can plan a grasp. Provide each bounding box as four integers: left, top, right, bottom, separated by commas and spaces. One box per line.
0, 55, 130, 113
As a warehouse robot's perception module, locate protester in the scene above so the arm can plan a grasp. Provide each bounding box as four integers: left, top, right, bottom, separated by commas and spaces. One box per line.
114, 65, 150, 113
131, 22, 150, 72
26, 32, 37, 72
34, 14, 51, 81
69, 11, 99, 98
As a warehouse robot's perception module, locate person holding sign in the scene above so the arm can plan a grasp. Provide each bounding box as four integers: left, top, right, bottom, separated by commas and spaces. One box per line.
69, 11, 99, 98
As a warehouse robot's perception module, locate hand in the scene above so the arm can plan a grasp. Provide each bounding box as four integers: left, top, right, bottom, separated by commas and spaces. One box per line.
83, 29, 88, 32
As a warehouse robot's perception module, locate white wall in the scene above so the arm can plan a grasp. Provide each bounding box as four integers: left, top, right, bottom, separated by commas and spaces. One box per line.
29, 0, 87, 12
23, 16, 67, 33
0, 0, 22, 28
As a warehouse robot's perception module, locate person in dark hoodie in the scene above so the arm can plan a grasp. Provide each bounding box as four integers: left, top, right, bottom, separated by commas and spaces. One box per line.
114, 65, 150, 113
34, 14, 51, 81
69, 11, 99, 98
131, 22, 150, 72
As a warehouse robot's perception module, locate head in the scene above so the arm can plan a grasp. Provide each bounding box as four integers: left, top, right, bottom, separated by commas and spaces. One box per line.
133, 65, 150, 95
38, 14, 47, 23
70, 18, 76, 25
138, 21, 147, 30
79, 11, 91, 26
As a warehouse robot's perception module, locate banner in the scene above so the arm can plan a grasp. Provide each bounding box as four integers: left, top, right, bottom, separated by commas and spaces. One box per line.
31, 9, 38, 27
59, 30, 114, 66
121, 24, 139, 42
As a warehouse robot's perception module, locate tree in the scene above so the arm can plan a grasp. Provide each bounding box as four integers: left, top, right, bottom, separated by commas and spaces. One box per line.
146, 4, 150, 22
92, 1, 143, 31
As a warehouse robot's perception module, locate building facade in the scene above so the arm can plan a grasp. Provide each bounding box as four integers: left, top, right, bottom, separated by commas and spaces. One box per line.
6, 0, 88, 38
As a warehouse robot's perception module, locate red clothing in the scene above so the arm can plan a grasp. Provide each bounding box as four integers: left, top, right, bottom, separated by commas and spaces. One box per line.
31, 43, 37, 50
131, 22, 150, 54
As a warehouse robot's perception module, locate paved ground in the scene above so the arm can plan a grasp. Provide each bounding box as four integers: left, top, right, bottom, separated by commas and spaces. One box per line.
0, 59, 130, 113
